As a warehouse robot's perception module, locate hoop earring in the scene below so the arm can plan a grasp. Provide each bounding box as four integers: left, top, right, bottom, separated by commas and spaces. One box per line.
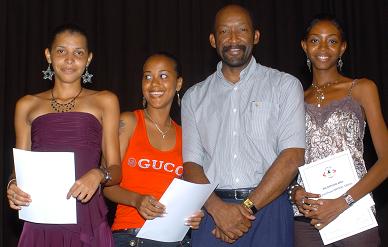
82, 66, 93, 84
142, 96, 147, 108
337, 57, 343, 71
176, 91, 181, 107
306, 57, 311, 72
42, 63, 54, 80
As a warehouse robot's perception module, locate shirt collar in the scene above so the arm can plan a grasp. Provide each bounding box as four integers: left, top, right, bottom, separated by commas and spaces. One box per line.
216, 56, 257, 85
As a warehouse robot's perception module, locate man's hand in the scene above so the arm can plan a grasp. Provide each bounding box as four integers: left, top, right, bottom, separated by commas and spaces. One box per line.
210, 201, 255, 243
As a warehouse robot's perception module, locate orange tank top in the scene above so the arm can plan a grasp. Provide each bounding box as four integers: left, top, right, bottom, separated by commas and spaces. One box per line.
112, 110, 183, 230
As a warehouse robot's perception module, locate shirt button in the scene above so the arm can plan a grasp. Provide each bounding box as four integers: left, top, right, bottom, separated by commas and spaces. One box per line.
233, 108, 237, 113
234, 87, 238, 91
233, 131, 237, 136
235, 178, 240, 183
233, 154, 237, 159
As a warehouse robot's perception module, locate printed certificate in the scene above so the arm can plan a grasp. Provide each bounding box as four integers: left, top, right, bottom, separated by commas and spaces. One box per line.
299, 150, 377, 245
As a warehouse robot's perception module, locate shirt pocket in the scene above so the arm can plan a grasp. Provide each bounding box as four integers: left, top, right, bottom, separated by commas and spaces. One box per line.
244, 101, 273, 141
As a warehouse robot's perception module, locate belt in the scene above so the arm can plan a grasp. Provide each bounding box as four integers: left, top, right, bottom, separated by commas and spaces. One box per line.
294, 216, 311, 223
215, 188, 254, 200
112, 228, 141, 235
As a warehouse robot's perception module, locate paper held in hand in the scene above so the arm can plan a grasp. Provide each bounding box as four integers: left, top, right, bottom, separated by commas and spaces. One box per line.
13, 148, 77, 224
136, 178, 217, 242
298, 150, 377, 245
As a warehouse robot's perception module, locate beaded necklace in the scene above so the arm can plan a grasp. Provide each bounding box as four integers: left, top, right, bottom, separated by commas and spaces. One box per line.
50, 87, 83, 112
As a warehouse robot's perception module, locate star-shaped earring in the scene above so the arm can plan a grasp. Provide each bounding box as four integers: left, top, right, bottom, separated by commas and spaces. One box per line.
42, 64, 54, 80
82, 66, 93, 84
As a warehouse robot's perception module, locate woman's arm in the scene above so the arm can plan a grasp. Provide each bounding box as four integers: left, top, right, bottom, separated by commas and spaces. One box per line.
8, 96, 34, 209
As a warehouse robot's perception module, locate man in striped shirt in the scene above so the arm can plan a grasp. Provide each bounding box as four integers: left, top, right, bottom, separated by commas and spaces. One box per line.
182, 4, 305, 247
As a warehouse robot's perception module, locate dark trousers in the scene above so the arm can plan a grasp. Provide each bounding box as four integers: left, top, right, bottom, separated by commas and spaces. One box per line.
294, 220, 380, 247
113, 231, 191, 247
191, 193, 294, 247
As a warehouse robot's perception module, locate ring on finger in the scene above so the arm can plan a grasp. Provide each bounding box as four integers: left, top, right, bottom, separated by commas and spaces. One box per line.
301, 198, 305, 204
315, 223, 322, 229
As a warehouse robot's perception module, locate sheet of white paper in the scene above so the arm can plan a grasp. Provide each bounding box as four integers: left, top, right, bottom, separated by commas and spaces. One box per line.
299, 150, 377, 245
13, 148, 77, 224
136, 179, 217, 242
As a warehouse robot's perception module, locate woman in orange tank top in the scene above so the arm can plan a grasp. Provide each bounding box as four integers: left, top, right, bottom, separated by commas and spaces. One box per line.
104, 53, 203, 247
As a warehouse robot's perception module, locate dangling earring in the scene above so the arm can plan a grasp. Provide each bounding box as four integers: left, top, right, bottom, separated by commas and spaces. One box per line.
42, 63, 54, 80
142, 96, 147, 108
176, 91, 181, 107
306, 57, 311, 72
337, 57, 343, 71
82, 66, 93, 84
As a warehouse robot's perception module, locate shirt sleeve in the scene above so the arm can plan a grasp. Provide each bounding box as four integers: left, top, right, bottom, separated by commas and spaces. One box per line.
181, 90, 205, 166
276, 76, 306, 152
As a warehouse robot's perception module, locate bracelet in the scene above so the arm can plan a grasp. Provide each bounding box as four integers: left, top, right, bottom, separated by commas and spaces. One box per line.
287, 184, 300, 203
7, 178, 16, 190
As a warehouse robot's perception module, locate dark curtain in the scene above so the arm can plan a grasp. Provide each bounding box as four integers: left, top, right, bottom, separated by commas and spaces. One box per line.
1, 0, 387, 246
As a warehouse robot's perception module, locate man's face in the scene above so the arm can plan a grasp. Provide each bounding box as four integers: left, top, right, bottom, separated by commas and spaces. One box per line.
210, 6, 259, 69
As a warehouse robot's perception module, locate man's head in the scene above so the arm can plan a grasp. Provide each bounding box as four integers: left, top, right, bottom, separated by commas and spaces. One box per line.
210, 5, 260, 70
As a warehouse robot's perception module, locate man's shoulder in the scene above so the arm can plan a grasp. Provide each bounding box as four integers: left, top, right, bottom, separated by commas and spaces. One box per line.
184, 72, 216, 99
256, 64, 301, 89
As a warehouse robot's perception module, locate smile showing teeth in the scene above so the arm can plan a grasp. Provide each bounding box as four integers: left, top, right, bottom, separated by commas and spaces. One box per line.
317, 55, 329, 61
150, 91, 164, 96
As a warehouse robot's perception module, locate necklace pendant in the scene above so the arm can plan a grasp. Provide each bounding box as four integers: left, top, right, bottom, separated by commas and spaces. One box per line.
317, 103, 321, 107
162, 134, 166, 139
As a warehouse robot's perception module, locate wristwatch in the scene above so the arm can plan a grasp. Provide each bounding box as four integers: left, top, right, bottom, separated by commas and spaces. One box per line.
342, 193, 355, 207
100, 166, 112, 185
242, 198, 258, 214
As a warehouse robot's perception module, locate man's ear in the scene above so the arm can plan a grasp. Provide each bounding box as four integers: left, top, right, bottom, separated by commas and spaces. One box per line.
253, 30, 260, 45
209, 33, 216, 49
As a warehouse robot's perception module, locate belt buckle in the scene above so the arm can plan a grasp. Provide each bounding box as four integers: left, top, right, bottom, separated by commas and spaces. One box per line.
234, 190, 239, 200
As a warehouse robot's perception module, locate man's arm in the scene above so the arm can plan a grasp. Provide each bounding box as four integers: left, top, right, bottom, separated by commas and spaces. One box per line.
248, 148, 304, 210
249, 76, 305, 210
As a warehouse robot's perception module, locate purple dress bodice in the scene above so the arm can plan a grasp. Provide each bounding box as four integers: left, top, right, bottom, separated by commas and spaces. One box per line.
23, 112, 110, 245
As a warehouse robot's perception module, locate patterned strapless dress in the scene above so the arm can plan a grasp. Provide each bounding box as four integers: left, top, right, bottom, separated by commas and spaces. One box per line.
18, 112, 113, 247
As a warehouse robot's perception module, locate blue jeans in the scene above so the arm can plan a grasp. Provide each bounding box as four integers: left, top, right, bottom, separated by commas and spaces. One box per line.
113, 231, 191, 247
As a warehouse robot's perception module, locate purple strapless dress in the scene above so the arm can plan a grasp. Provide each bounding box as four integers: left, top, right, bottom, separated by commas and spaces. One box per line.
18, 112, 113, 247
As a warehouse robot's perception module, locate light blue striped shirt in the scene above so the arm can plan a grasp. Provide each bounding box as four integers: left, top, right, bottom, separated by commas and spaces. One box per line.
182, 57, 305, 189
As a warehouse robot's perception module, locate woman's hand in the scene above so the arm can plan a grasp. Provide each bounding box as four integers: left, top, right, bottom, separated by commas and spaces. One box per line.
67, 168, 102, 203
185, 210, 205, 229
7, 182, 31, 210
305, 197, 349, 230
135, 195, 166, 220
293, 186, 320, 215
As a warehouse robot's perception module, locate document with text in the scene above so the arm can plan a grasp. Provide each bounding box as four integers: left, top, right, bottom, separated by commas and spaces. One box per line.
13, 148, 77, 224
299, 150, 377, 245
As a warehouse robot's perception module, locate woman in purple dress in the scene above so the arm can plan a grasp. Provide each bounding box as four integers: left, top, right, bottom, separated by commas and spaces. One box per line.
6, 24, 121, 246
289, 14, 387, 246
